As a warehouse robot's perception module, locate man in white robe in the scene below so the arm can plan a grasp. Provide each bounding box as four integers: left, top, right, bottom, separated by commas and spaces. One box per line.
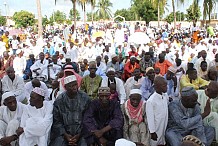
2, 67, 25, 102
0, 92, 24, 146
17, 87, 53, 146
30, 52, 49, 80
101, 67, 126, 104
13, 49, 26, 77
67, 42, 78, 63
24, 78, 50, 101
47, 55, 62, 80
146, 76, 169, 146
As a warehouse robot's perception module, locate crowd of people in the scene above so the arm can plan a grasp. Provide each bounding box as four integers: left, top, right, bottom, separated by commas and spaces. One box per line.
0, 21, 218, 146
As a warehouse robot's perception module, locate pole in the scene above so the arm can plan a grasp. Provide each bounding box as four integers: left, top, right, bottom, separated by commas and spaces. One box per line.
4, 2, 7, 26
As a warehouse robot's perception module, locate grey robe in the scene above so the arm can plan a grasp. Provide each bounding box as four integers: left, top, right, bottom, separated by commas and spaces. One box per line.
49, 91, 90, 146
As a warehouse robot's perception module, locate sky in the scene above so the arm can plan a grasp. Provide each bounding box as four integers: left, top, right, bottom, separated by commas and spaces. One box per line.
0, 0, 217, 19
0, 0, 132, 19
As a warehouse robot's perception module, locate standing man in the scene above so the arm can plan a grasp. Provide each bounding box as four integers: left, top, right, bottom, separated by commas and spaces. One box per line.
146, 76, 169, 146
2, 31, 9, 52
49, 75, 90, 146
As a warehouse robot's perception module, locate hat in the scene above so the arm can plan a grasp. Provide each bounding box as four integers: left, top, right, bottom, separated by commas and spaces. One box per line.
32, 87, 45, 97
1, 92, 16, 105
168, 66, 177, 74
182, 135, 203, 146
64, 75, 77, 85
130, 89, 142, 96
146, 67, 154, 74
98, 87, 111, 94
107, 67, 115, 73
16, 49, 22, 55
130, 56, 136, 59
181, 87, 197, 97
115, 139, 136, 146
111, 54, 117, 59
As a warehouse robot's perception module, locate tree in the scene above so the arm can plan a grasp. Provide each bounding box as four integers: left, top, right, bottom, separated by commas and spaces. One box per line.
55, 0, 77, 29
114, 9, 135, 21
186, 0, 201, 25
0, 16, 6, 26
86, 12, 99, 21
12, 10, 35, 28
52, 10, 66, 24
202, 0, 216, 22
42, 16, 54, 26
78, 0, 89, 23
36, 0, 43, 38
69, 8, 81, 21
134, 0, 158, 23
172, 0, 184, 28
165, 11, 185, 23
90, 0, 96, 22
95, 0, 113, 20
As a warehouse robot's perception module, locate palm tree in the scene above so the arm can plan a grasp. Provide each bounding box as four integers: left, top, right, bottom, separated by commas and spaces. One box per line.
202, 0, 216, 23
36, 0, 43, 38
78, 0, 89, 23
90, 0, 96, 22
55, 0, 77, 29
171, 0, 184, 28
95, 0, 113, 20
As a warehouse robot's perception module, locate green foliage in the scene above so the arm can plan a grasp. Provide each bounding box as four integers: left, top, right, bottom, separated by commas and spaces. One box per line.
42, 16, 54, 26
165, 11, 185, 23
69, 9, 81, 21
95, 0, 113, 20
51, 10, 66, 24
114, 8, 135, 21
133, 0, 158, 23
66, 19, 72, 25
186, 0, 201, 24
12, 10, 35, 28
0, 16, 6, 26
87, 12, 99, 21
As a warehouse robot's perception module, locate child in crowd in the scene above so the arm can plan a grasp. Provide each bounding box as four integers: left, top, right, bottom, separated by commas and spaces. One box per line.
109, 83, 119, 103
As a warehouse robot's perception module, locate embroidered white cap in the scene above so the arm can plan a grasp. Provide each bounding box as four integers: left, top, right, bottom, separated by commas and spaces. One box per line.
64, 75, 77, 85
129, 89, 142, 96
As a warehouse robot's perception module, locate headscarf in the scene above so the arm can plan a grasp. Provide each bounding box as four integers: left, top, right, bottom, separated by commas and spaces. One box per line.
125, 98, 144, 124
61, 65, 82, 89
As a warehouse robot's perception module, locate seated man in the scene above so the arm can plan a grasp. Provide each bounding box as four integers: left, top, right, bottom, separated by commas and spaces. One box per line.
180, 67, 209, 90
83, 87, 124, 146
30, 52, 49, 81
24, 78, 49, 101
23, 54, 35, 80
47, 55, 62, 80
140, 67, 155, 101
197, 81, 218, 143
0, 92, 24, 146
2, 67, 25, 102
101, 67, 126, 104
122, 89, 150, 146
154, 53, 172, 76
81, 61, 102, 99
17, 87, 53, 146
166, 87, 215, 146
123, 56, 140, 81
49, 75, 90, 146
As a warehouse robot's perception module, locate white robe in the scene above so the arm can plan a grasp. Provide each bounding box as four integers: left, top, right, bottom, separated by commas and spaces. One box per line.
47, 63, 62, 80
19, 101, 53, 146
146, 92, 169, 146
2, 75, 25, 102
0, 102, 24, 146
101, 77, 126, 104
13, 56, 26, 77
30, 59, 49, 80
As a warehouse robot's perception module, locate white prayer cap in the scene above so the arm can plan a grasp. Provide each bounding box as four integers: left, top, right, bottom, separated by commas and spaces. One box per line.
16, 49, 22, 55
130, 56, 136, 59
146, 67, 154, 74
111, 54, 118, 59
107, 67, 115, 73
130, 89, 142, 96
164, 38, 168, 41
64, 75, 77, 85
115, 139, 136, 146
1, 92, 16, 105
168, 66, 177, 74
32, 87, 45, 97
